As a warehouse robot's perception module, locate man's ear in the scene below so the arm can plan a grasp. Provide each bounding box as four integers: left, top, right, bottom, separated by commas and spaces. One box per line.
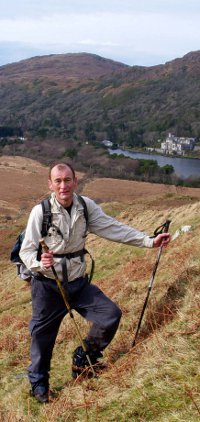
48, 178, 53, 191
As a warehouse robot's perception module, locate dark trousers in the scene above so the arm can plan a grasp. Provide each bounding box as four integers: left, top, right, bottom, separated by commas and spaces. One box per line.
28, 275, 122, 388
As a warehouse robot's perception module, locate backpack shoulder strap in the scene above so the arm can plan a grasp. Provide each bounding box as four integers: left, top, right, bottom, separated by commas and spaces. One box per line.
41, 198, 52, 237
10, 231, 25, 263
77, 195, 89, 235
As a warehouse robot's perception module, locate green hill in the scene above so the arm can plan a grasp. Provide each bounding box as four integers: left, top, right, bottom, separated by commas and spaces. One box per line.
0, 51, 200, 150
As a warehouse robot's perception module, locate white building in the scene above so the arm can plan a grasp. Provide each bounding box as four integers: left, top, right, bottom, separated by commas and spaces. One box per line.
161, 133, 195, 155
102, 140, 113, 147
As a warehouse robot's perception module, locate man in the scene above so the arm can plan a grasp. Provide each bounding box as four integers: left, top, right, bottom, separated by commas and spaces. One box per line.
20, 162, 170, 403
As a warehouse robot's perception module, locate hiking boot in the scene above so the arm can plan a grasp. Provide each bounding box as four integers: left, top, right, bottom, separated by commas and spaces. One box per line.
72, 345, 104, 379
31, 385, 49, 404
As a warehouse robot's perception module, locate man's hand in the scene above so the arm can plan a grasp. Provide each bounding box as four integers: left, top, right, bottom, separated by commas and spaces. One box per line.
41, 250, 54, 269
153, 232, 170, 248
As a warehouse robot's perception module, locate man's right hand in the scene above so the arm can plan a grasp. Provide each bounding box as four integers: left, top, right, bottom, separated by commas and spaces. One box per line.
41, 250, 54, 268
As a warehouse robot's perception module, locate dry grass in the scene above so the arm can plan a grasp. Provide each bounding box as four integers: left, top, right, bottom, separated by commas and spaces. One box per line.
0, 156, 200, 421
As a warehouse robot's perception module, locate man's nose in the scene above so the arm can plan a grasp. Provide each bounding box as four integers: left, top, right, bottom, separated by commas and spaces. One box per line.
60, 180, 67, 188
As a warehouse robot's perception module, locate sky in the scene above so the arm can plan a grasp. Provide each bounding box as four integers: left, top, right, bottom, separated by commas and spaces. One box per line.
0, 0, 200, 67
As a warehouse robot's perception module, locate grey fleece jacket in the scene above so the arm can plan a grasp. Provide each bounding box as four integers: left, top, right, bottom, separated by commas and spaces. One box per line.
19, 192, 153, 282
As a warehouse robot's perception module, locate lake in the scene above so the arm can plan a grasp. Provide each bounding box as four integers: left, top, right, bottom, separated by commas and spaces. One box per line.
108, 149, 200, 180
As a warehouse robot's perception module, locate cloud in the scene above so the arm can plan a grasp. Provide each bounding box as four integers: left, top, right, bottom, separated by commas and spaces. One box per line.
2, 0, 200, 18
0, 42, 44, 66
0, 1, 200, 66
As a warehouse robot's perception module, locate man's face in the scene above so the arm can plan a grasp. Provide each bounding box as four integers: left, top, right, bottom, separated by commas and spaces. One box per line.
48, 165, 77, 207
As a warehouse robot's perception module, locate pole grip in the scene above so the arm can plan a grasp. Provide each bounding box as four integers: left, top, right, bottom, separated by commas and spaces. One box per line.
162, 219, 171, 242
39, 238, 58, 280
163, 219, 171, 233
39, 238, 49, 253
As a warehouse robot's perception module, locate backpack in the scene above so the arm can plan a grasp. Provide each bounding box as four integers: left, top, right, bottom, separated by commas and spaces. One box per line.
10, 195, 89, 282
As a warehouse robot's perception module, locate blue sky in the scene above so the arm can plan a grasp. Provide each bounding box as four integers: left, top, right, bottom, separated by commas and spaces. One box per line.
0, 0, 200, 67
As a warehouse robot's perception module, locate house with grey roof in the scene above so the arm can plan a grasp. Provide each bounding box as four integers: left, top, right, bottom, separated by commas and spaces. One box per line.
161, 133, 195, 155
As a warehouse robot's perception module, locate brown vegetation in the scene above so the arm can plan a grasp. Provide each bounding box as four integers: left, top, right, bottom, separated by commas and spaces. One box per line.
81, 176, 200, 204
0, 156, 199, 421
0, 53, 128, 85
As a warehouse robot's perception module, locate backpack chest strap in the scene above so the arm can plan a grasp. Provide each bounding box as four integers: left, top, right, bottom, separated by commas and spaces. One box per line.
54, 248, 95, 284
53, 248, 87, 261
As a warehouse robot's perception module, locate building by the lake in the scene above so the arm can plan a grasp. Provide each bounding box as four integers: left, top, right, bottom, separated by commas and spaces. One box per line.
161, 133, 195, 155
102, 139, 113, 147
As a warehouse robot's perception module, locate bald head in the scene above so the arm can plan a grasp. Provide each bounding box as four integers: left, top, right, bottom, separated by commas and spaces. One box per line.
48, 162, 76, 181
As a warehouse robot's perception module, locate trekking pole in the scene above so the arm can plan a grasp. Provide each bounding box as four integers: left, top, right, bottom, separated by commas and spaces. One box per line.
132, 219, 171, 348
39, 239, 96, 378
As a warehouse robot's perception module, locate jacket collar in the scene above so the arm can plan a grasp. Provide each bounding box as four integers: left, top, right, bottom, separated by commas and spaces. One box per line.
50, 192, 82, 212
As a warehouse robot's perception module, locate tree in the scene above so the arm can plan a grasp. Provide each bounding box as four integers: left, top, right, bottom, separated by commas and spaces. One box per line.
161, 164, 174, 175
84, 123, 96, 141
66, 148, 77, 160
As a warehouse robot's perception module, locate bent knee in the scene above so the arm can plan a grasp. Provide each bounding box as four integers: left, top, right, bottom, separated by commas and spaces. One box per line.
111, 303, 122, 323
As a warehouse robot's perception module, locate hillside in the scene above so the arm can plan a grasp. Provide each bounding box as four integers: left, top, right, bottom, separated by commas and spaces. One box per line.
0, 53, 128, 84
0, 51, 200, 157
0, 157, 199, 421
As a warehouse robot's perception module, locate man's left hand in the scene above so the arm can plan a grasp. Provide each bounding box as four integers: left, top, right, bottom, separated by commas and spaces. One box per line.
153, 233, 170, 248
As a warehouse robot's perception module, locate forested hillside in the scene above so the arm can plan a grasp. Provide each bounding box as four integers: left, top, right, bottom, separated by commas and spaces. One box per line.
0, 51, 200, 147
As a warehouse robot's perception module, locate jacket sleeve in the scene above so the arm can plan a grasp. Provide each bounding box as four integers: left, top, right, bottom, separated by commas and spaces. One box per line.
19, 204, 44, 272
85, 197, 154, 248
